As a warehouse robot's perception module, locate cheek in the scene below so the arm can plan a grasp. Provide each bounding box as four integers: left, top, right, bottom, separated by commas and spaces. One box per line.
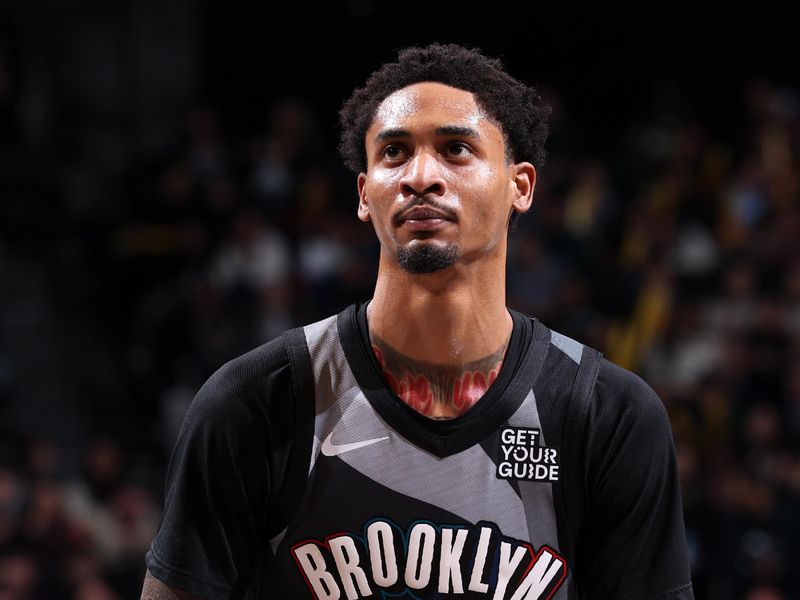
363, 173, 398, 240
369, 167, 396, 188
365, 170, 400, 211
461, 165, 510, 222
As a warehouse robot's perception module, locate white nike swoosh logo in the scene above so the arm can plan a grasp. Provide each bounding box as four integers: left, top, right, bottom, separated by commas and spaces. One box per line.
321, 432, 389, 457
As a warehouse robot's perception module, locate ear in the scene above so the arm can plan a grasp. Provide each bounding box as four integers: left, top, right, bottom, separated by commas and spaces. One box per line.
357, 172, 371, 222
509, 162, 536, 215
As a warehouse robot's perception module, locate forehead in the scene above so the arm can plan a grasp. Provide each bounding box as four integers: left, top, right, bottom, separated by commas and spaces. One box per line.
367, 82, 499, 139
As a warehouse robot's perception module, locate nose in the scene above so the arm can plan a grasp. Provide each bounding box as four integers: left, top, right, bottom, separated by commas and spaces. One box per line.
399, 150, 446, 198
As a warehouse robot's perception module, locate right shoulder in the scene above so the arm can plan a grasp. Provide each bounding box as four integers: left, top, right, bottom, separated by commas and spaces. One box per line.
186, 334, 295, 432
202, 335, 292, 399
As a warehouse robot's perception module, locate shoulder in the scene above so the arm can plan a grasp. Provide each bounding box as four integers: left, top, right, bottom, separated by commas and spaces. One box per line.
581, 358, 677, 487
184, 334, 295, 436
200, 335, 292, 401
532, 321, 673, 456
530, 318, 666, 416
590, 358, 670, 432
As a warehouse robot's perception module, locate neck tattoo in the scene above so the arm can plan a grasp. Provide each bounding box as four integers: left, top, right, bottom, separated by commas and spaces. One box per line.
369, 333, 510, 419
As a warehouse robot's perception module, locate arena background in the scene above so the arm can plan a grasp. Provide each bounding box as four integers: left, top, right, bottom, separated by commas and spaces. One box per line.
1, 2, 799, 598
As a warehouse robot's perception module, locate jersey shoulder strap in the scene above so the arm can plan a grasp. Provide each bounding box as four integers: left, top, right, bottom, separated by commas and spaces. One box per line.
559, 343, 603, 551
229, 326, 315, 600
271, 325, 315, 536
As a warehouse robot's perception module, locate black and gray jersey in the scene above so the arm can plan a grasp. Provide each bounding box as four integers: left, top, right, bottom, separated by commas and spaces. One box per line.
146, 301, 694, 600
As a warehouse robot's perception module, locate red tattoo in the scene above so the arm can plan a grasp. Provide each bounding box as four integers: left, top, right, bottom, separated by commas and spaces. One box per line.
371, 338, 507, 419
451, 361, 502, 413
374, 344, 434, 413
400, 374, 435, 414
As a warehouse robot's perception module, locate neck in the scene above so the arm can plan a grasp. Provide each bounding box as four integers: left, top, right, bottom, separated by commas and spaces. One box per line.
367, 250, 513, 419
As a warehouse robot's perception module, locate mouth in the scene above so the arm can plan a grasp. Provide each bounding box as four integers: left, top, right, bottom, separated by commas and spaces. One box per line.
397, 206, 455, 234
401, 206, 452, 221
394, 204, 457, 233
402, 218, 450, 233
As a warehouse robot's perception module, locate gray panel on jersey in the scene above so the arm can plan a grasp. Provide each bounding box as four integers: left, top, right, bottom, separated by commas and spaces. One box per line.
304, 314, 360, 416
317, 390, 531, 542
303, 315, 363, 475
304, 314, 530, 542
550, 330, 583, 365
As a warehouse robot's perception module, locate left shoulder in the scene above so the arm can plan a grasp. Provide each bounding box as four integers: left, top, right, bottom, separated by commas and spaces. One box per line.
525, 318, 671, 430
579, 358, 676, 461
593, 358, 669, 424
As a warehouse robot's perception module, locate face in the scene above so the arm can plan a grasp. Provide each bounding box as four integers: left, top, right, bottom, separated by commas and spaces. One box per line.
357, 82, 535, 275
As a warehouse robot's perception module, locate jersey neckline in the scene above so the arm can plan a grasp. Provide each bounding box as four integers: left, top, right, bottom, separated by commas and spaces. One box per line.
336, 300, 549, 458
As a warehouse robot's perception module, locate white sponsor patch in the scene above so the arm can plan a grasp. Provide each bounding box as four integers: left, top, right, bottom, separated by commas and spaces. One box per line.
497, 427, 560, 482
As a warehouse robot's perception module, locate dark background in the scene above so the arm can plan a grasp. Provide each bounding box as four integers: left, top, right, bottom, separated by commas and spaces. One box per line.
205, 3, 799, 144
1, 2, 799, 599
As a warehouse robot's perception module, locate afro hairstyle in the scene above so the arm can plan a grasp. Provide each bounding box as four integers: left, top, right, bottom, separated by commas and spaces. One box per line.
338, 43, 551, 176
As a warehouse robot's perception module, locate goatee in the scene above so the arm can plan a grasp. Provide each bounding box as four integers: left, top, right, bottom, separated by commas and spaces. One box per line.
396, 242, 459, 274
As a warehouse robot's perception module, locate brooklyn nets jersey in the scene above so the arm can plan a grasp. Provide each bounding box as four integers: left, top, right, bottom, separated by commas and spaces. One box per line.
145, 301, 694, 599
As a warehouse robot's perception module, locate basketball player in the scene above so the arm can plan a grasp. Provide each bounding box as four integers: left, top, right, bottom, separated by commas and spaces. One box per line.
142, 44, 694, 599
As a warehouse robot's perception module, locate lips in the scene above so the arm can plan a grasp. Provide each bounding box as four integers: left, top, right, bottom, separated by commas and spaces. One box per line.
396, 205, 455, 233
399, 206, 454, 223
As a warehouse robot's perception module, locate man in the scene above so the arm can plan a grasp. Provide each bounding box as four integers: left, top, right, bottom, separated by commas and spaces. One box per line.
142, 44, 694, 599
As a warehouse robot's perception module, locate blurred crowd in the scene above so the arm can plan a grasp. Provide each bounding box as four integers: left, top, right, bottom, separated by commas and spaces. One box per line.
2, 36, 800, 598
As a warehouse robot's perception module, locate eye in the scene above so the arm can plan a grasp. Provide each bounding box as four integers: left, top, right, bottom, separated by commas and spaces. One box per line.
446, 142, 472, 158
382, 144, 406, 161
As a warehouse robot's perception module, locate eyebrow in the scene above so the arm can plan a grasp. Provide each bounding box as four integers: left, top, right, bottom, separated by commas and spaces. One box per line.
435, 125, 481, 139
374, 125, 482, 144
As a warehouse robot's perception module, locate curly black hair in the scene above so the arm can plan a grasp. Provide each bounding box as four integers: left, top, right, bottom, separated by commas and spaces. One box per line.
339, 43, 552, 176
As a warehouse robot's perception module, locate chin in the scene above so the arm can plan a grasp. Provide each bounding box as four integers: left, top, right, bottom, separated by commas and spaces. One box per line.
396, 241, 460, 275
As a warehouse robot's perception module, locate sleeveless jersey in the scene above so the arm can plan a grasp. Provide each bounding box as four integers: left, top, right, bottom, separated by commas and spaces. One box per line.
145, 301, 694, 599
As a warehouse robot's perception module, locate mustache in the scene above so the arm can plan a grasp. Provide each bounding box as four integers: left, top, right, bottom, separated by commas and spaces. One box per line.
392, 196, 457, 227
